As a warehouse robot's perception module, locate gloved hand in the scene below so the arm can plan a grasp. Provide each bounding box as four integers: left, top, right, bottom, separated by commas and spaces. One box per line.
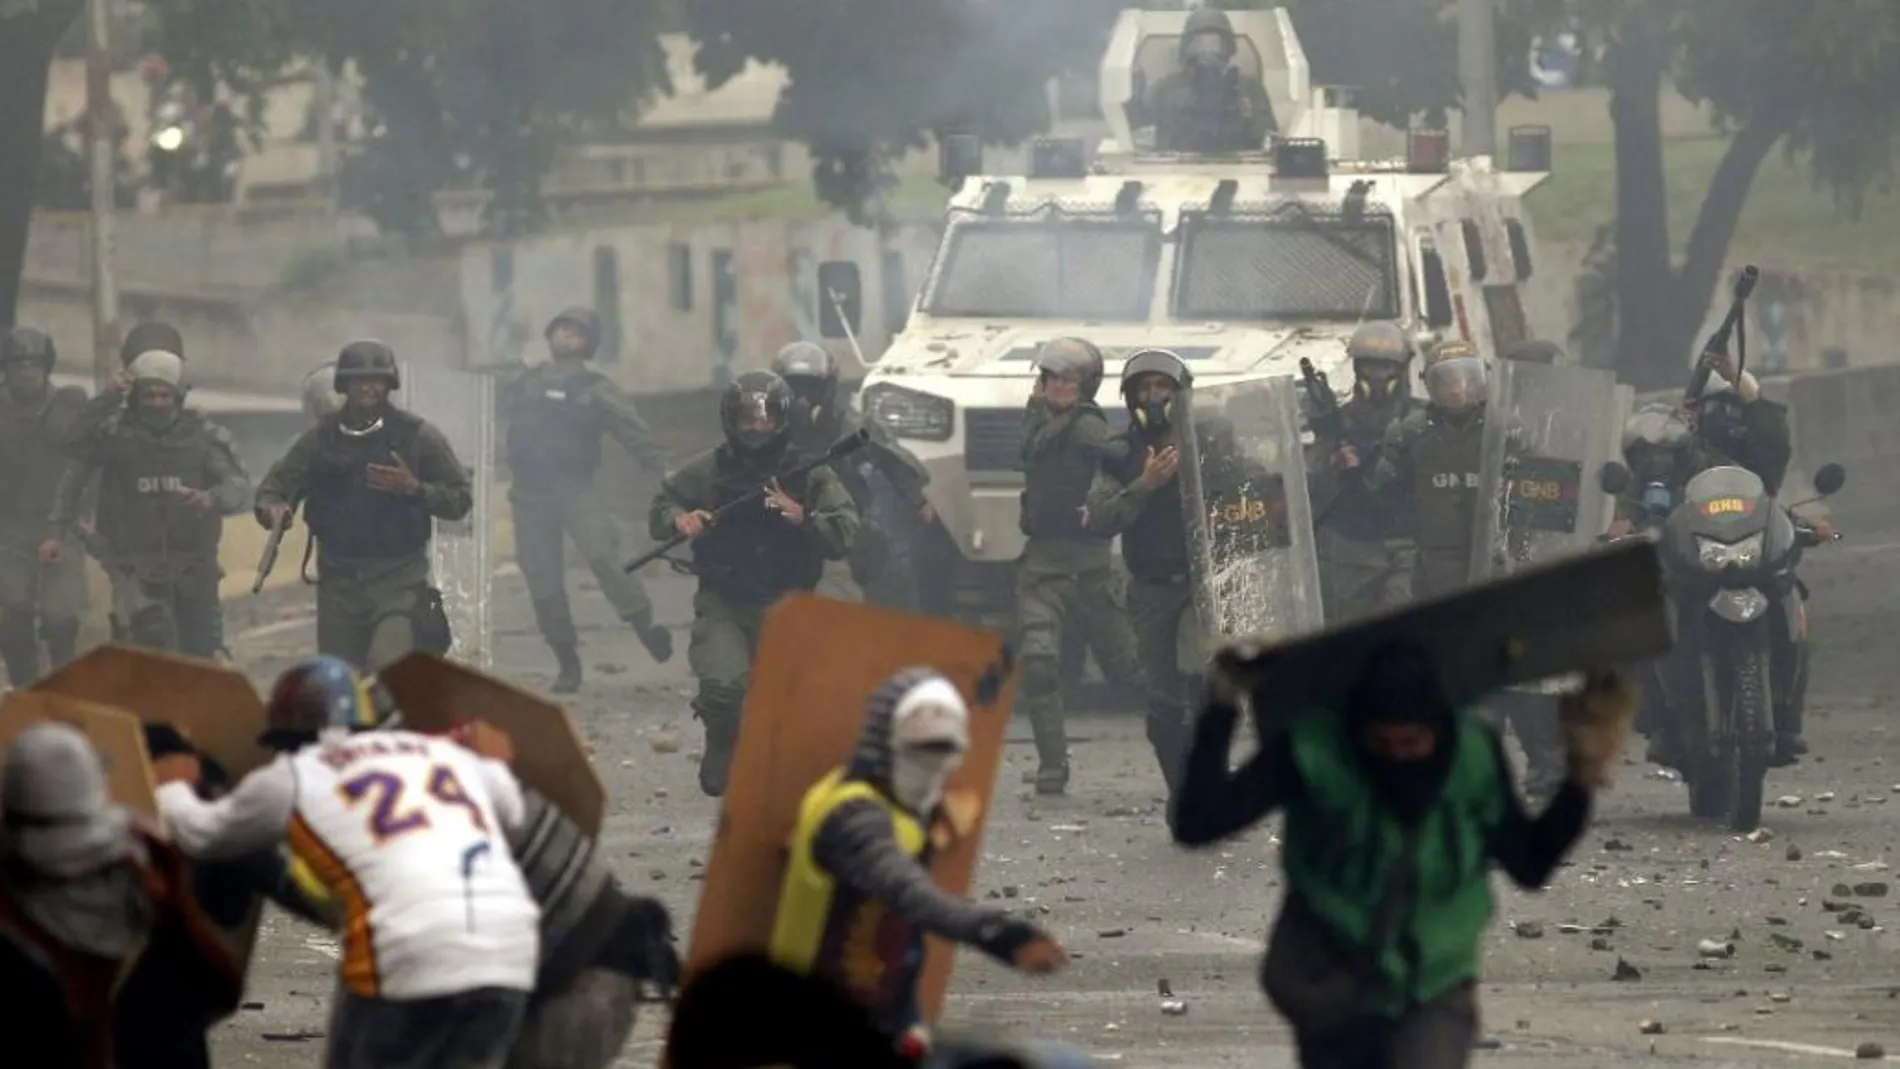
1558, 669, 1637, 789
612, 894, 682, 1001
974, 914, 1068, 975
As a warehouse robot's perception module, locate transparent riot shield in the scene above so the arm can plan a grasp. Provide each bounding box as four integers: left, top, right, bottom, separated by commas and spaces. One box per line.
1177, 378, 1324, 647
1472, 360, 1624, 581
398, 364, 496, 668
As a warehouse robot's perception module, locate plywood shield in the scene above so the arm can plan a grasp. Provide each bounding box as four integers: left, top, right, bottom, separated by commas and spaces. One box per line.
0, 691, 159, 825
378, 652, 607, 837
684, 594, 1018, 1024
33, 645, 272, 780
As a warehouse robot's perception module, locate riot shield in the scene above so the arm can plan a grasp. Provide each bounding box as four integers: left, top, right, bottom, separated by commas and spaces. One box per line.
398, 363, 496, 667
1176, 378, 1324, 647
1472, 360, 1624, 581
34, 645, 272, 780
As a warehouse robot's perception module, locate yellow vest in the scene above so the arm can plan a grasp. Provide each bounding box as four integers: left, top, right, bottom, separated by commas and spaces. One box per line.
769, 768, 928, 981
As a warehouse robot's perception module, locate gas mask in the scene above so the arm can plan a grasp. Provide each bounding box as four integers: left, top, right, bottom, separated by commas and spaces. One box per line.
1184, 32, 1228, 78
886, 677, 970, 815
1124, 373, 1177, 434
1353, 362, 1405, 404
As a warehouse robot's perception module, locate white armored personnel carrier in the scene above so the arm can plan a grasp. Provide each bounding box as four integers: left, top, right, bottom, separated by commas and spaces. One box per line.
818, 6, 1564, 628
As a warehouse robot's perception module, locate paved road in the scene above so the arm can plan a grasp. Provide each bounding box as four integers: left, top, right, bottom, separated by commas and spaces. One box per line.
210, 547, 1900, 1067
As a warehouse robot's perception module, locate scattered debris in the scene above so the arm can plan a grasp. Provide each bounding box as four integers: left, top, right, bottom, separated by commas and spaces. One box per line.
1638, 1019, 1665, 1035
1697, 939, 1736, 959
1613, 958, 1643, 981
1745, 827, 1774, 843
1786, 843, 1805, 861
648, 731, 681, 754
1511, 920, 1545, 939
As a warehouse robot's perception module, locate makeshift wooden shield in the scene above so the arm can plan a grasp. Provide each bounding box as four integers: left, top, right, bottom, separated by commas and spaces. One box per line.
1209, 538, 1673, 733
0, 691, 159, 824
683, 594, 1018, 1024
33, 645, 272, 780
378, 652, 607, 837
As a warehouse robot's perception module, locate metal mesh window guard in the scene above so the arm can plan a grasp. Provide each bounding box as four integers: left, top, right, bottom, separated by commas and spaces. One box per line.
923, 208, 1162, 320
1173, 209, 1400, 321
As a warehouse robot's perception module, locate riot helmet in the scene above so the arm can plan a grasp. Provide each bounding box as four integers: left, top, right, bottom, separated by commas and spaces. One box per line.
1692, 372, 1754, 459
1120, 348, 1191, 433
1033, 337, 1105, 408
1503, 339, 1564, 365
1621, 401, 1694, 519
771, 341, 839, 414
1346, 322, 1411, 402
333, 339, 401, 392
120, 321, 183, 365
126, 350, 186, 432
721, 370, 795, 456
1, 327, 56, 371
302, 363, 343, 423
1181, 6, 1236, 75
1421, 340, 1485, 416
259, 656, 379, 750
545, 306, 602, 361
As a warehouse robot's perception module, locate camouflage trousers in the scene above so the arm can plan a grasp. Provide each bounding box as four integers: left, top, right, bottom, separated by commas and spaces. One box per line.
686, 587, 773, 797
0, 538, 86, 686
1479, 689, 1567, 797
1318, 528, 1413, 622
106, 558, 222, 660
316, 554, 433, 672
1015, 563, 1146, 792
1125, 575, 1198, 797
511, 487, 656, 650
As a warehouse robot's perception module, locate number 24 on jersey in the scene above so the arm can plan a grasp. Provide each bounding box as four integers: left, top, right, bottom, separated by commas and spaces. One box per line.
340, 765, 488, 843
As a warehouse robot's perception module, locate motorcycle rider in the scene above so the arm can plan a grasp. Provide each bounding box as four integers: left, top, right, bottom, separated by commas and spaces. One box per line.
1142, 6, 1277, 153
769, 342, 932, 605
1684, 351, 1794, 496
0, 328, 89, 685
1314, 322, 1419, 622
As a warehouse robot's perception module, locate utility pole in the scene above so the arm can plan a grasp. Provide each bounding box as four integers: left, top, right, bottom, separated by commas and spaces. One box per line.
85, 0, 121, 387
313, 63, 339, 205
1458, 0, 1499, 158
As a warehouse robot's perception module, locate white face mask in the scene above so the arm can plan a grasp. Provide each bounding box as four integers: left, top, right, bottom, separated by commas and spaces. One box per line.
886, 678, 971, 814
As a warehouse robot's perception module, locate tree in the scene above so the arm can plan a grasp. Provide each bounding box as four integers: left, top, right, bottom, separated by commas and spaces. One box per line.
0, 0, 83, 325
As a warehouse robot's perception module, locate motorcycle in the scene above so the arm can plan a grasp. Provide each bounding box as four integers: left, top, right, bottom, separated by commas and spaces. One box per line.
1600, 459, 1845, 831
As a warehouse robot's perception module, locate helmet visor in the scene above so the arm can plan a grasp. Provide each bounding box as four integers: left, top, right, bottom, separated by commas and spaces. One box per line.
729, 390, 781, 447
1424, 357, 1487, 412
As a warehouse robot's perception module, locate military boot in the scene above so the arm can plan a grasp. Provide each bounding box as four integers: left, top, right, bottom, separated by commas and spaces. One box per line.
550, 643, 584, 694
1027, 713, 1070, 795
699, 719, 738, 797
628, 612, 674, 664
1145, 702, 1190, 801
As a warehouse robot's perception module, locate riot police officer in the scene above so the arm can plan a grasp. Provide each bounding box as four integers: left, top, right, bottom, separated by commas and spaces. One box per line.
45, 350, 251, 656
649, 370, 858, 797
0, 328, 88, 684
68, 320, 189, 444
1686, 352, 1794, 495
1315, 322, 1419, 622
255, 341, 473, 670
1369, 340, 1488, 602
1142, 6, 1277, 153
1085, 349, 1195, 798
504, 306, 674, 693
771, 341, 932, 606
1016, 338, 1146, 795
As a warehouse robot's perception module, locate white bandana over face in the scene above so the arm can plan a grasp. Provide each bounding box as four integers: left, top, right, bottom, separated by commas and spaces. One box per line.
887, 677, 970, 815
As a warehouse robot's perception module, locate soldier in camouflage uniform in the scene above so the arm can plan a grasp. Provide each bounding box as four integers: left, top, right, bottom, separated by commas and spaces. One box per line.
1367, 341, 1488, 603
45, 351, 251, 657
1311, 322, 1419, 622
504, 306, 674, 693
649, 370, 858, 797
255, 341, 473, 671
0, 329, 89, 685
1015, 338, 1146, 795
1141, 6, 1277, 153
770, 342, 932, 605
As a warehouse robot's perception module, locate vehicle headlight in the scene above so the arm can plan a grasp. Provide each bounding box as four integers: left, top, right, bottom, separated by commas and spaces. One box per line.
1695, 532, 1762, 570
861, 383, 954, 442
153, 126, 186, 152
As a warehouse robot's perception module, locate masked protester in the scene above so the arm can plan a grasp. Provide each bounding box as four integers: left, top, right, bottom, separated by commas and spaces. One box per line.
45, 349, 251, 656
1080, 349, 1198, 799
0, 722, 244, 1069
157, 656, 541, 1069
255, 341, 474, 670
1141, 6, 1277, 153
1171, 647, 1633, 1069
650, 370, 859, 797
0, 327, 89, 685
1367, 341, 1487, 602
771, 341, 933, 607
503, 307, 673, 693
1314, 322, 1419, 623
1015, 338, 1146, 795
770, 668, 1069, 1056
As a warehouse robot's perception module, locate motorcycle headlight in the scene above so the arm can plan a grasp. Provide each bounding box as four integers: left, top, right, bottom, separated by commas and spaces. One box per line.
153, 126, 186, 152
1695, 532, 1762, 570
861, 383, 954, 442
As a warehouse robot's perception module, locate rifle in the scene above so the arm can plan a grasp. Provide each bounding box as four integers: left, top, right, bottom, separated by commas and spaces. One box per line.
1298, 358, 1347, 444
622, 429, 872, 574
252, 505, 295, 595
1684, 264, 1759, 405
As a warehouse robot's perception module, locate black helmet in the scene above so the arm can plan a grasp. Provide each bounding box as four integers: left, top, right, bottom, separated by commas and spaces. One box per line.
1181, 6, 1236, 68
1346, 322, 1411, 368
1, 327, 56, 371
1120, 348, 1191, 432
333, 339, 401, 392
120, 321, 183, 365
1033, 337, 1106, 402
1504, 339, 1564, 365
545, 306, 602, 359
721, 370, 795, 454
259, 656, 378, 749
771, 341, 839, 410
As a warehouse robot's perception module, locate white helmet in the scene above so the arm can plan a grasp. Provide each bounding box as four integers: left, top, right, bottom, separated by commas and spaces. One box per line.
127, 349, 186, 389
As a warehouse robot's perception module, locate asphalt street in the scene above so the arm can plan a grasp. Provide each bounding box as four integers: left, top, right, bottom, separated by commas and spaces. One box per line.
209, 541, 1900, 1068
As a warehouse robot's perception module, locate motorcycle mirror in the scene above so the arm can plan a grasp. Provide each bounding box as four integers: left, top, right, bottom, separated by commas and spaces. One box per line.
1812, 462, 1847, 496
1598, 461, 1632, 496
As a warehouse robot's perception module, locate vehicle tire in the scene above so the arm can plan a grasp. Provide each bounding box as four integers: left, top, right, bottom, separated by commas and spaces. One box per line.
1722, 643, 1774, 833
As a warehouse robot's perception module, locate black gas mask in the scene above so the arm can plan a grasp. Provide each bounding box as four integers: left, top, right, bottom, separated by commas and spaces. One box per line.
1353, 361, 1405, 404
1184, 31, 1229, 80
1696, 393, 1749, 458
1124, 373, 1178, 435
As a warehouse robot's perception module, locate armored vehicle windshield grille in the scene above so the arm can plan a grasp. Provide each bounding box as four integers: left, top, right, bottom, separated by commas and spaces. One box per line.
1172, 208, 1400, 322
964, 407, 1131, 474
924, 209, 1163, 321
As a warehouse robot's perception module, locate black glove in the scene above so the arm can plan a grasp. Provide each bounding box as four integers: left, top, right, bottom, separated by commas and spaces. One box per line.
606, 894, 681, 1001
971, 913, 1049, 966
143, 721, 196, 760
